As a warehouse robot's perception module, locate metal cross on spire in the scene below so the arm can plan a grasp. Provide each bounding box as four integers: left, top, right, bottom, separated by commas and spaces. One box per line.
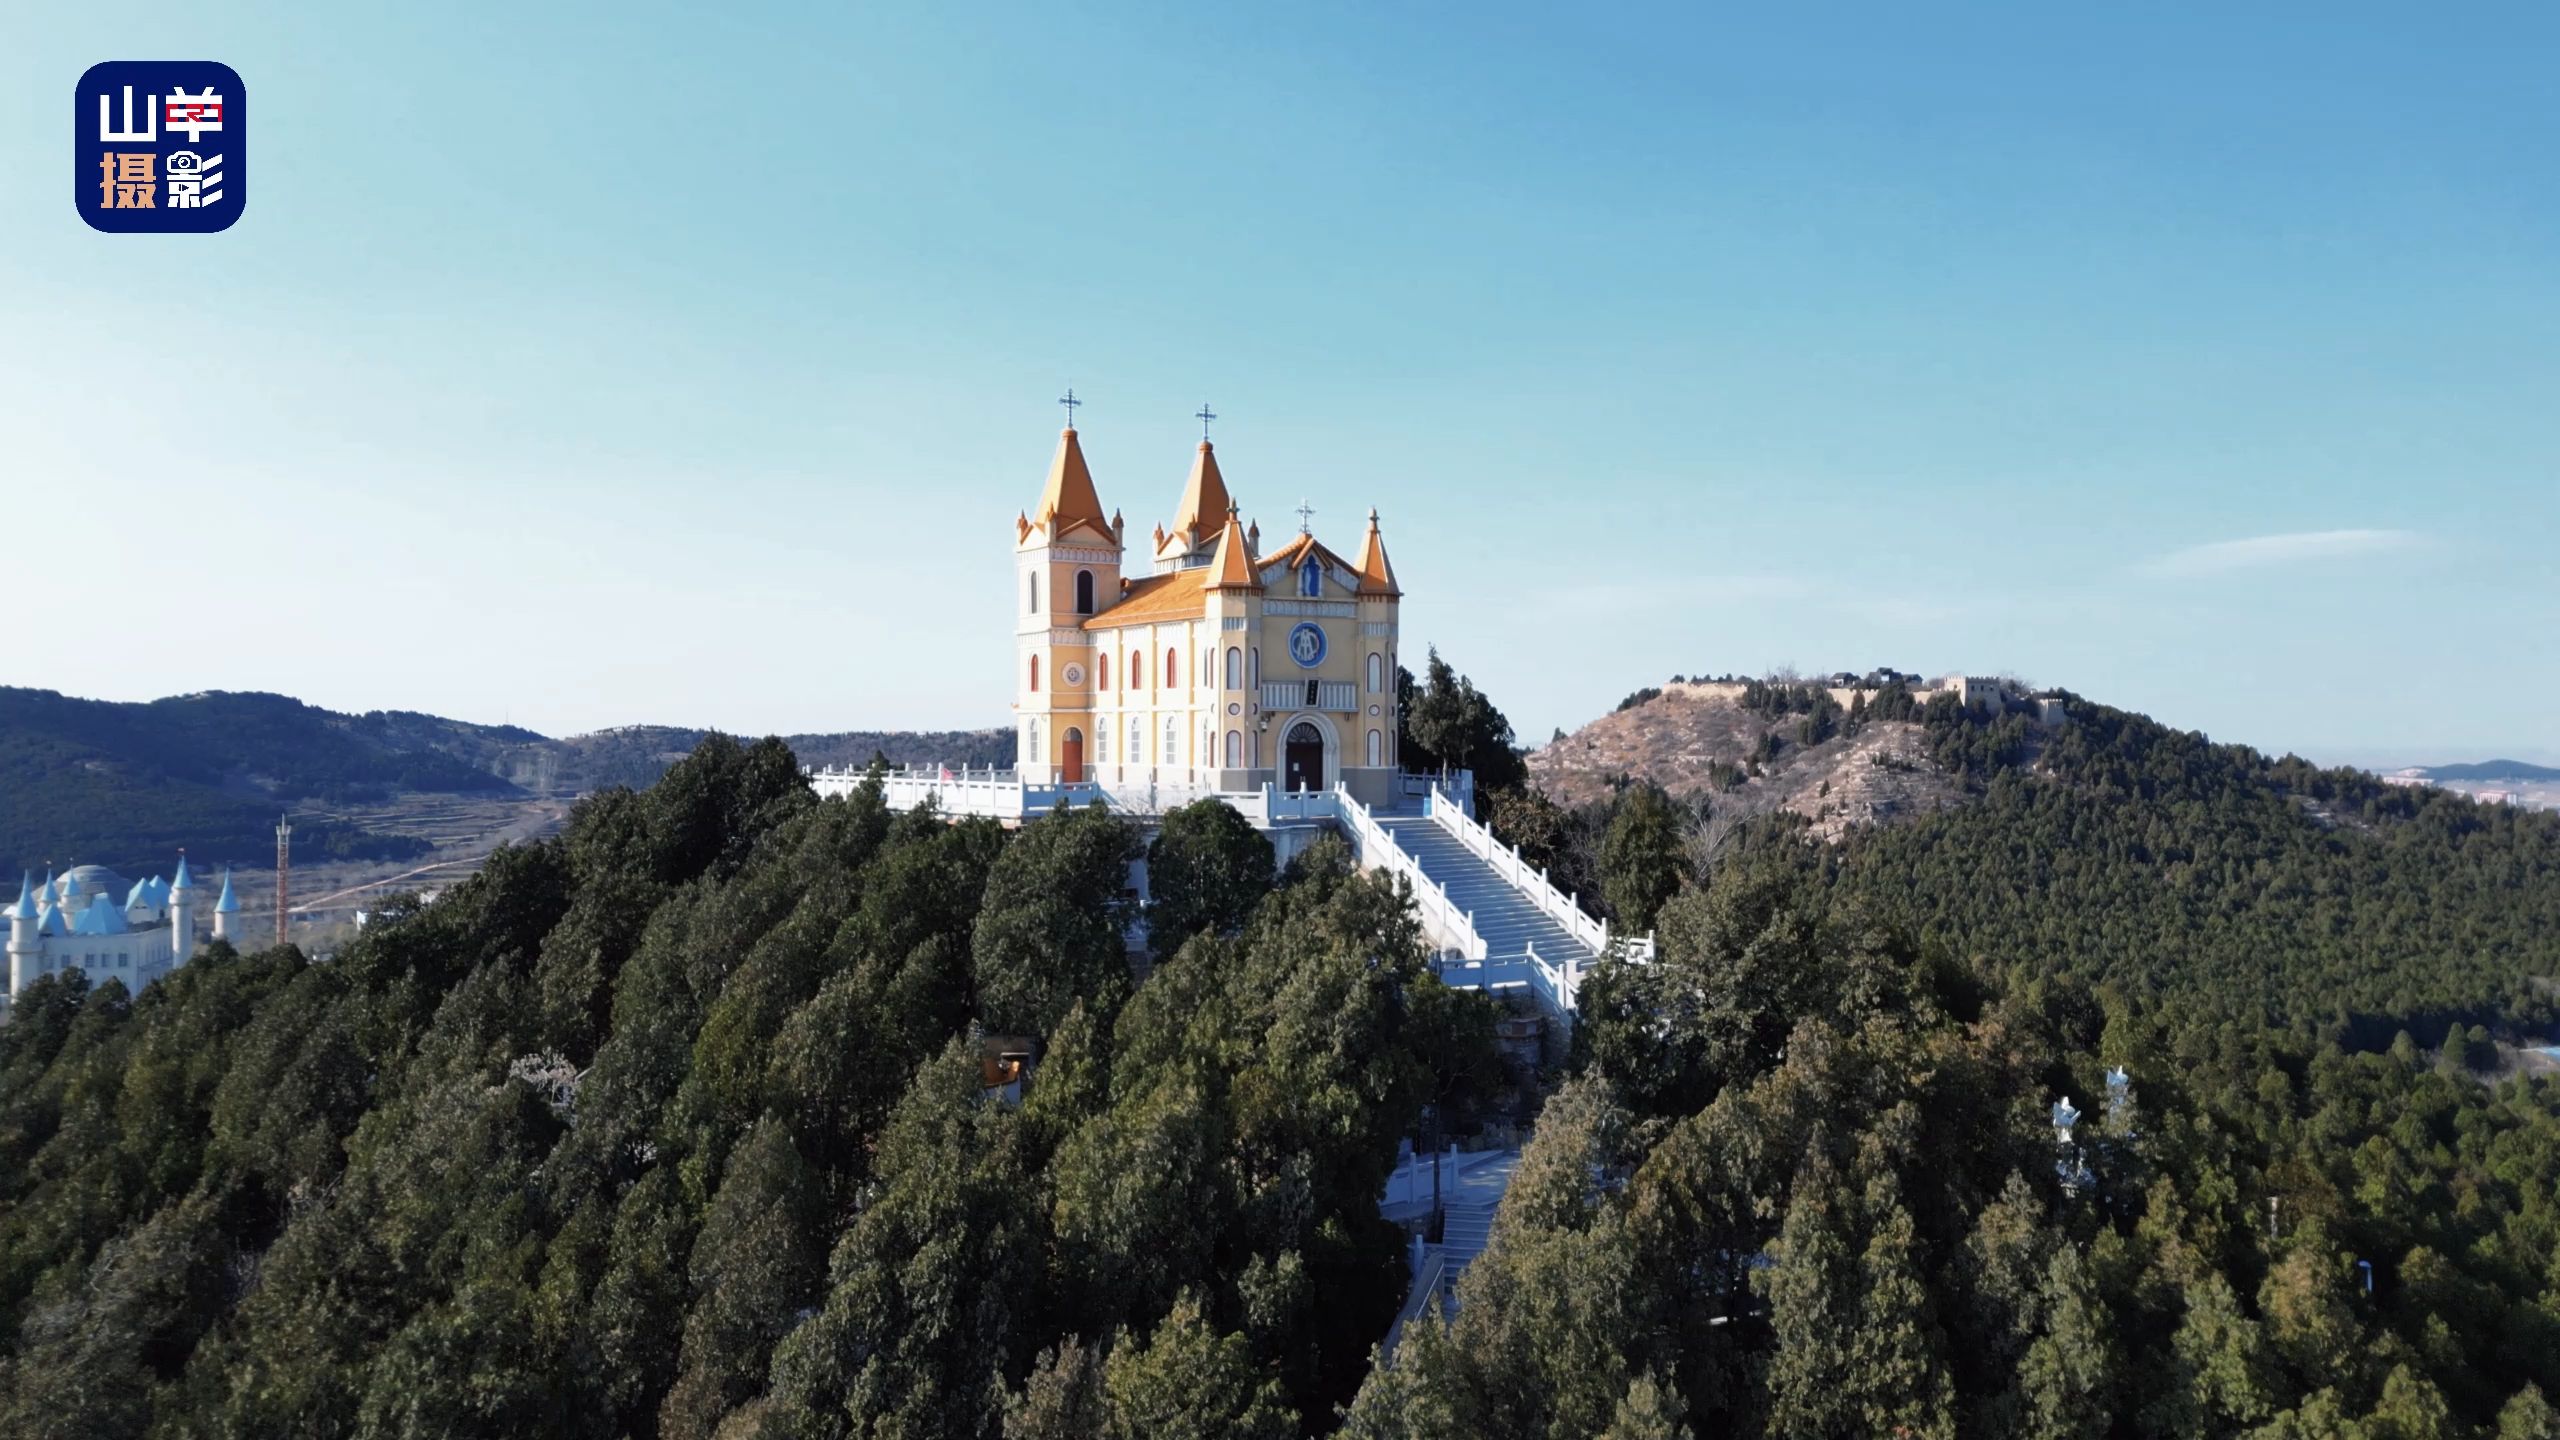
1195, 403, 1217, 441
1058, 387, 1081, 428
1294, 498, 1315, 534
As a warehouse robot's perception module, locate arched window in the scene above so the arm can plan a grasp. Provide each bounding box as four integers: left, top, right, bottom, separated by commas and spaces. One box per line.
1367, 729, 1383, 766
1163, 716, 1180, 767
1027, 571, 1039, 613
1028, 654, 1040, 692
1164, 648, 1178, 689
1074, 569, 1094, 614
1251, 648, 1259, 686
1226, 729, 1243, 767
1131, 649, 1144, 689
1225, 646, 1242, 689
1097, 652, 1109, 690
1299, 559, 1321, 597
1129, 716, 1144, 762
1367, 652, 1383, 693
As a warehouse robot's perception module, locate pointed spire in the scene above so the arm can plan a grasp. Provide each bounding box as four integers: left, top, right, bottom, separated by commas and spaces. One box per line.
1205, 502, 1263, 592
1030, 427, 1112, 543
1356, 507, 1401, 597
172, 850, 193, 891
215, 868, 240, 913
8, 872, 33, 921
1168, 440, 1234, 553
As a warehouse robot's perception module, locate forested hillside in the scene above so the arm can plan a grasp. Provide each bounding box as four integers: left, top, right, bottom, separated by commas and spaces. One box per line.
0, 739, 1503, 1438
1512, 685, 2560, 1044
0, 686, 1011, 878
1350, 860, 2560, 1438
5, 689, 2560, 1438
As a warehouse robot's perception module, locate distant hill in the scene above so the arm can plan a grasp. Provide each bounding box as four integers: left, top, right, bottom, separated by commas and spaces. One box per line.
1528, 680, 1974, 844
2415, 759, 2560, 782
0, 687, 1010, 879
1529, 676, 2560, 1036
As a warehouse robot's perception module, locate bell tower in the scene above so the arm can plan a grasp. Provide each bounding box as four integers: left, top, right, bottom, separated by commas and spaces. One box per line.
1014, 398, 1121, 783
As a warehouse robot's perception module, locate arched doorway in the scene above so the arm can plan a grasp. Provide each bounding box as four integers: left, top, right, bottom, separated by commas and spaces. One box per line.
1060, 727, 1084, 784
1284, 721, 1325, 793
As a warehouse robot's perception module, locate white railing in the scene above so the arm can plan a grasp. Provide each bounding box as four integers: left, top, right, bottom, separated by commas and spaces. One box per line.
1425, 782, 1613, 957
1338, 784, 1486, 961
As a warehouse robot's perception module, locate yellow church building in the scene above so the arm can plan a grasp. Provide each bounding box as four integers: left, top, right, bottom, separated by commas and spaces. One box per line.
1011, 421, 1408, 806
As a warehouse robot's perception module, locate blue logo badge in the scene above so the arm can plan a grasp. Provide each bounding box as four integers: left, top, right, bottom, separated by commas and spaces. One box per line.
76, 61, 246, 233
1288, 622, 1327, 669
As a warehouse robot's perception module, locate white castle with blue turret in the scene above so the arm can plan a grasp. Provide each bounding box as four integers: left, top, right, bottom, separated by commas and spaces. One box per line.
4, 857, 241, 1015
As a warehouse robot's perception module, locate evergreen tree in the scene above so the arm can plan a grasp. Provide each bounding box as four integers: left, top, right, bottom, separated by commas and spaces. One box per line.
1144, 799, 1275, 962
1599, 782, 1687, 934
971, 802, 1141, 1037
1099, 1293, 1294, 1440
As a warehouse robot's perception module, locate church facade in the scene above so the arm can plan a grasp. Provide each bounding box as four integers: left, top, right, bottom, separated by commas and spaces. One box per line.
1012, 423, 1408, 807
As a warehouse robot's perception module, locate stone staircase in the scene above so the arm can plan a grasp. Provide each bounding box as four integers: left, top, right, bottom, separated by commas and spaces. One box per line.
1377, 820, 1597, 967
1381, 1149, 1521, 1351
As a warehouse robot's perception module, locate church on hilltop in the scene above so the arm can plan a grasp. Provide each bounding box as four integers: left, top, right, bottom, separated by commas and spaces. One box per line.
808, 404, 1639, 1024
1011, 414, 1408, 806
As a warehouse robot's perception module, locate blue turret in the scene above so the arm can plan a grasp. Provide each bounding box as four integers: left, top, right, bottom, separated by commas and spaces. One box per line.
212, 868, 240, 944
168, 852, 197, 968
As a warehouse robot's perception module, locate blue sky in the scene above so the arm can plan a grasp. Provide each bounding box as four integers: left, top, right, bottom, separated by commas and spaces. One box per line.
6, 4, 2555, 765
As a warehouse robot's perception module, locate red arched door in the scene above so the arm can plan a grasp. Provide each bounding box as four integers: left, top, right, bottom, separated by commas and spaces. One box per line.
1060, 727, 1085, 784
1284, 722, 1324, 792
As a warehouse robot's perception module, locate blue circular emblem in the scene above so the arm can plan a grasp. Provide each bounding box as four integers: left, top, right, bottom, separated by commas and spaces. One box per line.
1287, 622, 1327, 669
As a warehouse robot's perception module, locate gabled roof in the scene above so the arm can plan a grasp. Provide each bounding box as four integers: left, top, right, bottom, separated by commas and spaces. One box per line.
1355, 508, 1401, 597
1205, 504, 1262, 593
37, 905, 66, 937
1258, 531, 1359, 584
72, 893, 130, 936
1165, 442, 1233, 555
1028, 428, 1115, 546
1082, 571, 1209, 631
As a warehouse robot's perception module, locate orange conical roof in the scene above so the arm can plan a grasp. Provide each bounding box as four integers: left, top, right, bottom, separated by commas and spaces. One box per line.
1168, 441, 1233, 553
1206, 503, 1262, 592
1031, 428, 1112, 543
1356, 508, 1401, 596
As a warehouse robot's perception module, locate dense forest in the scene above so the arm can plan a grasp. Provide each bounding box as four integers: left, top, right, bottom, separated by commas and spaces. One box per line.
1358, 859, 2560, 1439
2, 672, 2558, 1437
0, 738, 1504, 1438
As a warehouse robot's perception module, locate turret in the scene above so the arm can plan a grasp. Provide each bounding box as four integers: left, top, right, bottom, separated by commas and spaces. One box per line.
1016, 422, 1121, 784
167, 852, 196, 968
6, 873, 40, 1008
212, 867, 240, 944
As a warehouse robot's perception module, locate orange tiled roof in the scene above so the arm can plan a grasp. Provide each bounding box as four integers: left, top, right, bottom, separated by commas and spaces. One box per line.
1083, 570, 1207, 630
1028, 428, 1113, 545
1166, 442, 1233, 554
1356, 508, 1401, 597
1206, 504, 1261, 592
1259, 531, 1358, 578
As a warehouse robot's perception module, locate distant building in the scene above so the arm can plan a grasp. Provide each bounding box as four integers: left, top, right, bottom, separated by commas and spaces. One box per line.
4, 859, 240, 1015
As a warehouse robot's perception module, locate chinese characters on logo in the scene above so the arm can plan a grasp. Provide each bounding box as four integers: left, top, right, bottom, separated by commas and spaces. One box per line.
76, 63, 244, 232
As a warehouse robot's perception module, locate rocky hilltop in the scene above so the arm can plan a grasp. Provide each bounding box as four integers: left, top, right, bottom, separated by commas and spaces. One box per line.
1528, 681, 1976, 841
